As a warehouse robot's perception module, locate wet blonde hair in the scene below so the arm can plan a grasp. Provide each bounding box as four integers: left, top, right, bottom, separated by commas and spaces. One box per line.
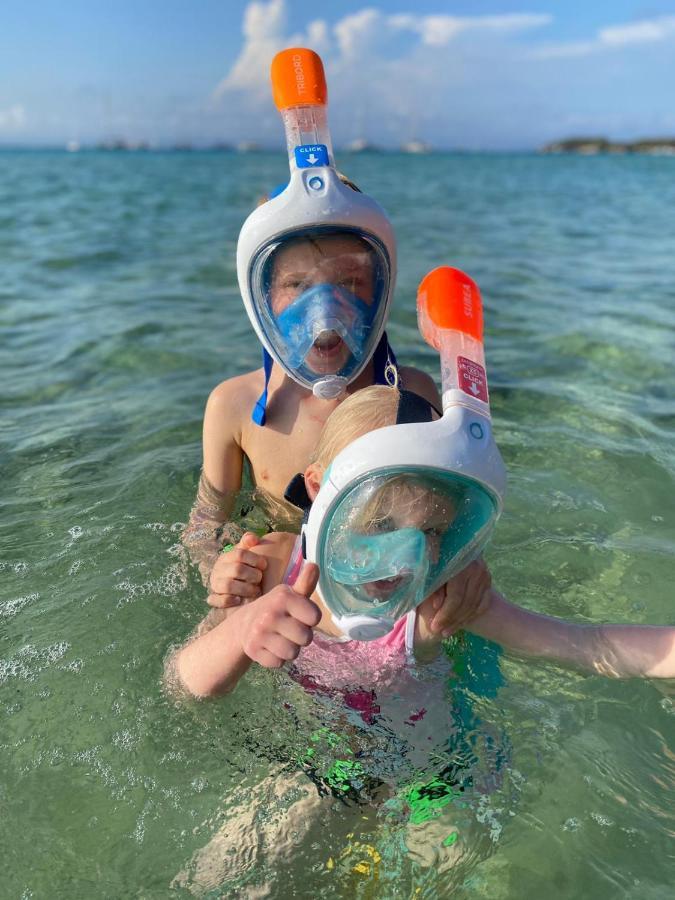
311, 385, 400, 469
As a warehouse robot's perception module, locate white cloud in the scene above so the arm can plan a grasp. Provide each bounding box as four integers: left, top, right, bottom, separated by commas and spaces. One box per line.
532, 14, 675, 59
405, 13, 552, 47
215, 1, 552, 97
0, 104, 26, 130
334, 9, 383, 58
599, 16, 675, 46
213, 0, 288, 97
209, 2, 674, 149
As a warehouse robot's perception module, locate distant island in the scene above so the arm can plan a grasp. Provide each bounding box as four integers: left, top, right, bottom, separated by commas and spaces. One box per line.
541, 137, 675, 156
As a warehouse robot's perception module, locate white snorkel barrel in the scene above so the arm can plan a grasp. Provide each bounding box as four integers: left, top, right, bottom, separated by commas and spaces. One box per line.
236, 48, 396, 403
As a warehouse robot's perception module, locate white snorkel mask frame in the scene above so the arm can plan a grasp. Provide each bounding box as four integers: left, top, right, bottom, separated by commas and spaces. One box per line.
303, 267, 507, 642
236, 48, 397, 401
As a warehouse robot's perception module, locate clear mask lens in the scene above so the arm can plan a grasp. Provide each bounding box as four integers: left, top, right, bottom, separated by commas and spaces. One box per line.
250, 228, 390, 385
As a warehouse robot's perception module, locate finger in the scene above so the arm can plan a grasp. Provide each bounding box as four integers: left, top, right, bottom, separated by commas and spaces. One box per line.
206, 592, 242, 608
430, 593, 456, 633
292, 562, 320, 599
239, 531, 263, 549
210, 578, 262, 600
276, 615, 314, 649
285, 591, 322, 628
249, 647, 285, 669
211, 563, 263, 592
233, 547, 267, 570
261, 633, 304, 663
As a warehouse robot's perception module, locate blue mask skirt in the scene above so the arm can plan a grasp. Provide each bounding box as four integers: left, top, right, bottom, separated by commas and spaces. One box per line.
276, 282, 378, 369
249, 226, 390, 390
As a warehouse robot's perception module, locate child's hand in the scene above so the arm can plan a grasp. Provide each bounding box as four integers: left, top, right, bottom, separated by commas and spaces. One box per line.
420, 558, 492, 638
207, 532, 267, 608
235, 563, 321, 668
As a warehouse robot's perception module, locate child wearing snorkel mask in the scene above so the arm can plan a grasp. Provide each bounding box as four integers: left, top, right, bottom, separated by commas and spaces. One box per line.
172, 384, 675, 700
170, 375, 675, 892
181, 48, 444, 614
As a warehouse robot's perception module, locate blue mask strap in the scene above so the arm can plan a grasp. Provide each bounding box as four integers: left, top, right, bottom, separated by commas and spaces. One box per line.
252, 348, 274, 426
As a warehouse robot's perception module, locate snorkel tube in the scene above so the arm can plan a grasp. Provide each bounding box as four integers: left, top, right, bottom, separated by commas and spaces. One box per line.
417, 266, 489, 416
414, 265, 505, 515
271, 49, 335, 172
236, 49, 396, 402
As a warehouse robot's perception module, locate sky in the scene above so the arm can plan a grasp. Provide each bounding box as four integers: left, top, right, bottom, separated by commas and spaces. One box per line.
1, 0, 675, 149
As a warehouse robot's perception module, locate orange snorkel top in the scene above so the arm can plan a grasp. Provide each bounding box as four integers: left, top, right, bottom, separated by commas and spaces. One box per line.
271, 48, 327, 110
417, 266, 484, 347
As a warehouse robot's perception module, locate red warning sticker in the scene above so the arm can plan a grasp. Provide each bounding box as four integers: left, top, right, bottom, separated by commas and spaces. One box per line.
457, 357, 488, 402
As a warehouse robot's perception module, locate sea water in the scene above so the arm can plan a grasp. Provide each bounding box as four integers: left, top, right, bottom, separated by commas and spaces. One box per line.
1, 149, 674, 897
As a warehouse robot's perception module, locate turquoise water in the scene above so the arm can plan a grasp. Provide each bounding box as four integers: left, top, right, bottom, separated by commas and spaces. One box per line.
2, 150, 674, 898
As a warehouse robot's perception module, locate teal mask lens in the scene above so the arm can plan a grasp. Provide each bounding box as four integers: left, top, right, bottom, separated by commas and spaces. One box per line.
318, 469, 498, 627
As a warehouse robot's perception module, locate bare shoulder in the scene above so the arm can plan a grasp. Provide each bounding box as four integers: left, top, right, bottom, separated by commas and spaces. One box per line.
202, 369, 264, 489
203, 369, 264, 448
205, 369, 264, 422
399, 366, 441, 408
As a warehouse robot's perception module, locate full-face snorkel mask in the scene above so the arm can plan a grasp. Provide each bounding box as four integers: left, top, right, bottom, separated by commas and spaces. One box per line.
237, 49, 396, 404
302, 267, 507, 642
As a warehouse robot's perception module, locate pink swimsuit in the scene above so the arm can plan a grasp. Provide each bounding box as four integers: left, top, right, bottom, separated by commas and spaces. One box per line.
284, 537, 417, 721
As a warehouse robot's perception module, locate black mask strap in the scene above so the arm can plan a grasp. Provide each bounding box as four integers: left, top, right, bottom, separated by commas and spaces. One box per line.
284, 473, 312, 513
396, 389, 442, 424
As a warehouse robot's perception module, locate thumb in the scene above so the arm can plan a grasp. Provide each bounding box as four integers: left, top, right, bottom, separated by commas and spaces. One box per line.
239, 531, 262, 549
292, 562, 320, 599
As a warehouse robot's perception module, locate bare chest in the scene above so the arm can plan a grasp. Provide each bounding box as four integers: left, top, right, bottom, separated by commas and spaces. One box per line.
241, 405, 332, 498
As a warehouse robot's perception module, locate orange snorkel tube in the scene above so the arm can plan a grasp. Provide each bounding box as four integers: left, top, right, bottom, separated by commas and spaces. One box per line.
417, 266, 490, 415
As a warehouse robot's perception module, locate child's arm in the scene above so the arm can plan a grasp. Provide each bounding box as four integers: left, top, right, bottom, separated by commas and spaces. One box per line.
173, 562, 321, 697
181, 376, 252, 585
468, 590, 675, 678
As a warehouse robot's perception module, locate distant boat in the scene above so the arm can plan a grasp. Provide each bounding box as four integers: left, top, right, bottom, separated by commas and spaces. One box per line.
401, 140, 432, 154
66, 140, 80, 153
344, 138, 379, 153
237, 141, 261, 153
96, 139, 149, 151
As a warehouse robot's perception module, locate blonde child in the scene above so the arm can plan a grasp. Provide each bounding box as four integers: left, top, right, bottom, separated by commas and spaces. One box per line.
173, 386, 675, 700
170, 385, 674, 893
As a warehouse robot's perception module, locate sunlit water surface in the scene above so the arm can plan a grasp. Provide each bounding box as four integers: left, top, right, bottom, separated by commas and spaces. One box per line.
1, 150, 674, 898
